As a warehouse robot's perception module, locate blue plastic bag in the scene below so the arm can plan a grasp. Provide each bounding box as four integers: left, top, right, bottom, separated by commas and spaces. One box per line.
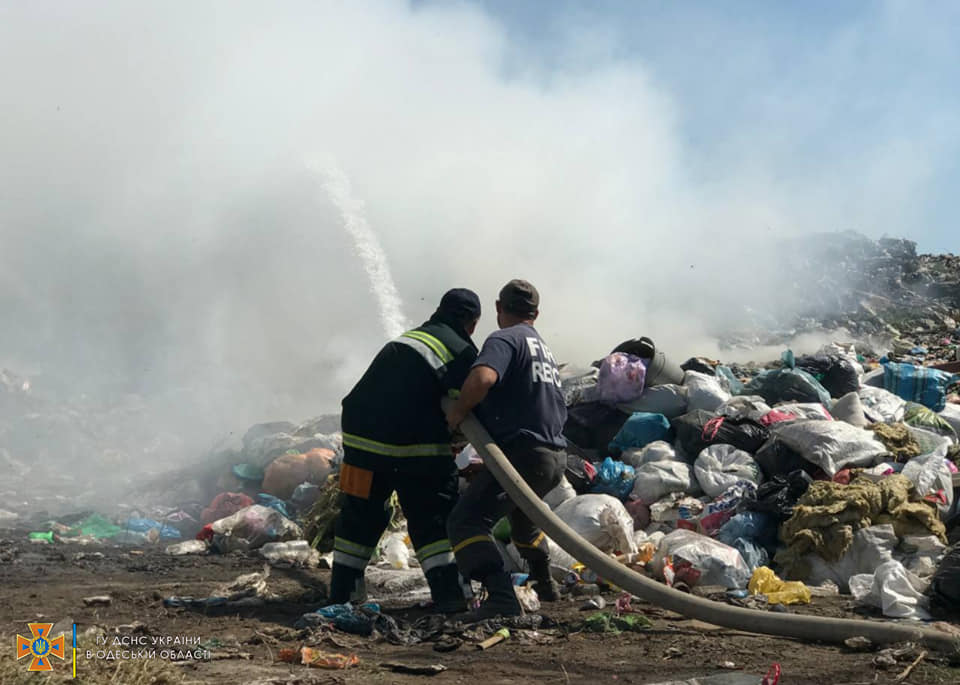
590, 457, 636, 500
122, 517, 182, 540
883, 362, 958, 412
608, 412, 673, 454
716, 366, 744, 395
257, 493, 291, 519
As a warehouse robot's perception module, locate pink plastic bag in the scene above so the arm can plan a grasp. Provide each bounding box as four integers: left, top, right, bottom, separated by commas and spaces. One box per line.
596, 353, 647, 403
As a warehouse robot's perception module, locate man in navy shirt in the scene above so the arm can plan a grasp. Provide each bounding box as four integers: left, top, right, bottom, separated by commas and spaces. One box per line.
446, 279, 567, 618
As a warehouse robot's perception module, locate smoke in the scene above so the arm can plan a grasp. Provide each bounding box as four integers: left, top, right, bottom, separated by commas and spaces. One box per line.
0, 0, 953, 476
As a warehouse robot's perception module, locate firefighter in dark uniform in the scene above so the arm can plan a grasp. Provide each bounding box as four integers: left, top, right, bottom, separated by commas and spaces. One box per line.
445, 279, 567, 618
330, 289, 481, 612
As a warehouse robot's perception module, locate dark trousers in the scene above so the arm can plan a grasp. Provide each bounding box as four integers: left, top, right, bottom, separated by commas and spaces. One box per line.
330, 455, 463, 605
447, 440, 565, 580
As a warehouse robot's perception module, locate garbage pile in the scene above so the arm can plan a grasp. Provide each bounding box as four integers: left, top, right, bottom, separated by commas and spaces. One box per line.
546, 327, 960, 621
720, 232, 960, 359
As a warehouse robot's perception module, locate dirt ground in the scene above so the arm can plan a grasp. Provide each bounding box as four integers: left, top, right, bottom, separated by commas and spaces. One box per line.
1, 535, 958, 685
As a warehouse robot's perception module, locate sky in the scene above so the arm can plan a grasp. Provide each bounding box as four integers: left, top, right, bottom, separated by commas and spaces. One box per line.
1, 0, 958, 460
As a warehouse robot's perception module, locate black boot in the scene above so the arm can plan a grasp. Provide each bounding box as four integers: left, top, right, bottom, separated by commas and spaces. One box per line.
328, 564, 367, 605
425, 564, 468, 614
468, 571, 522, 621
529, 559, 561, 602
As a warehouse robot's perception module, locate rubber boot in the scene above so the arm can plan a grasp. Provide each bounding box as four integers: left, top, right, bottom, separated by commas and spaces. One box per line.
328, 564, 367, 605
425, 564, 468, 614
469, 571, 523, 620
528, 558, 561, 602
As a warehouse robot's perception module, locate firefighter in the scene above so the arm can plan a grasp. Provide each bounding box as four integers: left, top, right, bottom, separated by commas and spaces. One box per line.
445, 279, 567, 618
330, 288, 481, 612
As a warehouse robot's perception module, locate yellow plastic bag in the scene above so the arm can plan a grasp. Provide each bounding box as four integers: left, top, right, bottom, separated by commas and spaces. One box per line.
748, 566, 811, 605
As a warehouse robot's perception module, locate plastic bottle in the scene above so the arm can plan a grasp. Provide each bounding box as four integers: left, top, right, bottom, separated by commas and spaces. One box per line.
259, 540, 320, 566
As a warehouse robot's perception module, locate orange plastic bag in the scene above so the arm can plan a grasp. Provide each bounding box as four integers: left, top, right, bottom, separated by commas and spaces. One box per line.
262, 448, 335, 499
300, 647, 359, 669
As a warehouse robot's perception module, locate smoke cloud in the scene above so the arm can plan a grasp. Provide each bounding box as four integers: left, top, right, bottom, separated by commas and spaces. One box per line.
0, 1, 950, 473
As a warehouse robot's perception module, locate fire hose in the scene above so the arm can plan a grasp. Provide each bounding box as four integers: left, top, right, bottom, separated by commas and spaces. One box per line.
448, 402, 959, 652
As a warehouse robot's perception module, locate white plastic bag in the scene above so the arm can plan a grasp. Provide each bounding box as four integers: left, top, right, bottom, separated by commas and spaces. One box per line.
831, 391, 868, 427
210, 504, 302, 553
802, 525, 898, 592
631, 460, 692, 503
694, 445, 762, 498
455, 444, 481, 470
683, 371, 731, 413
616, 384, 689, 419
849, 560, 931, 619
939, 403, 960, 436
259, 540, 321, 568
717, 396, 771, 421
652, 529, 751, 588
858, 386, 906, 423
901, 451, 954, 516
771, 403, 832, 421
543, 476, 577, 510
552, 494, 638, 554
380, 532, 411, 569
772, 419, 887, 476
621, 440, 677, 468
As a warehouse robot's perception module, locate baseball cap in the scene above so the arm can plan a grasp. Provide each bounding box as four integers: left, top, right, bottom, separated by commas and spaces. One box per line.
436, 288, 482, 321
498, 279, 539, 316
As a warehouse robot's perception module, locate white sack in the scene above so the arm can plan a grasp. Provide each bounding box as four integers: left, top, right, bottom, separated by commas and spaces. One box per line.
552, 494, 638, 555
631, 460, 692, 503
772, 419, 887, 476
694, 444, 762, 498
683, 370, 731, 413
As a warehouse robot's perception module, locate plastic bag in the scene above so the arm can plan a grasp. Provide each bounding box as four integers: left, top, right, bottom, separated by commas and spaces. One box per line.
903, 402, 958, 442
260, 540, 321, 568
749, 566, 811, 604
560, 365, 599, 406
901, 451, 953, 516
849, 560, 930, 619
608, 412, 673, 454
928, 543, 960, 616
795, 355, 860, 399
717, 396, 771, 421
883, 362, 958, 412
672, 410, 770, 457
694, 445, 762, 498
738, 470, 812, 522
590, 457, 636, 500
202, 492, 255, 525
620, 440, 676, 468
596, 353, 647, 404
262, 448, 335, 500
653, 529, 751, 589
564, 402, 630, 452
858, 386, 906, 423
715, 366, 745, 395
616, 384, 689, 419
552, 494, 638, 554
543, 476, 577, 510
209, 504, 303, 553
743, 351, 832, 406
631, 460, 692, 503
771, 419, 886, 476
830, 391, 868, 427
379, 532, 411, 569
768, 403, 832, 421
683, 370, 731, 413
939, 404, 960, 437
801, 525, 898, 592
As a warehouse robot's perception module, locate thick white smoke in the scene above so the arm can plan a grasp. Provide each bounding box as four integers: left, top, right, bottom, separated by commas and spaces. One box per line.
0, 0, 951, 474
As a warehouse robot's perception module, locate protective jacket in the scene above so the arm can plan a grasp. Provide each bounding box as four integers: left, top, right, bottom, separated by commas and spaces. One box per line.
340, 316, 477, 472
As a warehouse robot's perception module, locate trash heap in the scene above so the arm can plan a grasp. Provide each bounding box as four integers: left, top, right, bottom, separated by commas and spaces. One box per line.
546, 329, 960, 620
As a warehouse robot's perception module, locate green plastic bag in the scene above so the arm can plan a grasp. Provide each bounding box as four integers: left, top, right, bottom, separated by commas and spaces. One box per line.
69, 513, 123, 539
